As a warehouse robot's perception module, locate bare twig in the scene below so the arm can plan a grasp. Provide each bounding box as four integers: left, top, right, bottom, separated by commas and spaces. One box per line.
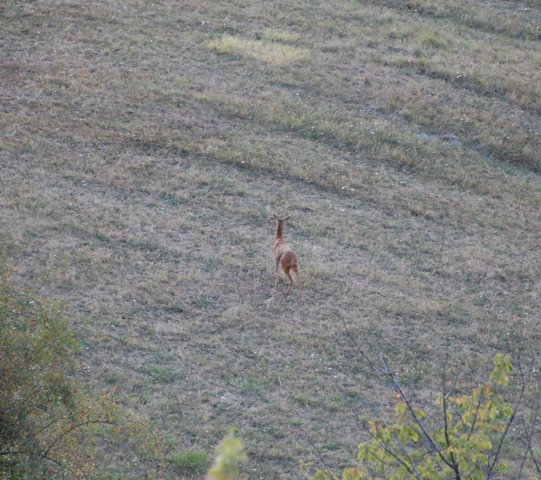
525, 376, 541, 475
296, 424, 336, 477
338, 317, 386, 375
487, 361, 527, 477
518, 416, 541, 478
378, 354, 458, 476
331, 375, 425, 478
40, 418, 115, 460
444, 371, 461, 401
465, 390, 484, 441
338, 317, 448, 476
442, 360, 459, 476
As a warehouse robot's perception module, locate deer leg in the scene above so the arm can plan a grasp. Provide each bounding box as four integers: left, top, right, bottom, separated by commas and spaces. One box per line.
275, 255, 281, 287
292, 266, 304, 303
283, 267, 294, 296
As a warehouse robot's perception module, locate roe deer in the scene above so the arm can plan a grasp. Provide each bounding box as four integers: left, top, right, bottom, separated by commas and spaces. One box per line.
273, 214, 304, 301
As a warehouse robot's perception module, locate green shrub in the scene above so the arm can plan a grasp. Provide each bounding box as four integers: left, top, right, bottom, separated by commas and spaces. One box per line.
0, 263, 159, 478
314, 354, 539, 480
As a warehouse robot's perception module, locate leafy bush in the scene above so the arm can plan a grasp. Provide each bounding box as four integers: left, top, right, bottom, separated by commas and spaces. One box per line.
0, 264, 159, 478
314, 354, 541, 479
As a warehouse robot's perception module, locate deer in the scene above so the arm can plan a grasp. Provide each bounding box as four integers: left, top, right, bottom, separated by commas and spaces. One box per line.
273, 214, 304, 302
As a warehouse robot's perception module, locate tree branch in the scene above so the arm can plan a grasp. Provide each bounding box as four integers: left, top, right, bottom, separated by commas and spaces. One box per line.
379, 354, 458, 474
442, 361, 460, 478
40, 418, 115, 460
486, 361, 526, 477
335, 379, 425, 478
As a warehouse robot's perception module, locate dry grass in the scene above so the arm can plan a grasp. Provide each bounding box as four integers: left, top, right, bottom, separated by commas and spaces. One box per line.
2, 0, 541, 477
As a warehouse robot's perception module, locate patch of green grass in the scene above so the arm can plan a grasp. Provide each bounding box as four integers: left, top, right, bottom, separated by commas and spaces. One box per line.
194, 293, 215, 310
329, 395, 343, 411
208, 34, 309, 64
324, 443, 341, 451
420, 29, 447, 49
149, 365, 179, 384
262, 28, 302, 45
268, 425, 287, 439
102, 369, 124, 385
169, 449, 209, 474
236, 376, 268, 395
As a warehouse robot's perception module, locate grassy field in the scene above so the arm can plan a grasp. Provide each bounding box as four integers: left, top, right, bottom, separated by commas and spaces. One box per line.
2, 0, 541, 477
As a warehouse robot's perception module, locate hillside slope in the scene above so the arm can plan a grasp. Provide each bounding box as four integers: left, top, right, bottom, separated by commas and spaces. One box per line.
2, 0, 541, 477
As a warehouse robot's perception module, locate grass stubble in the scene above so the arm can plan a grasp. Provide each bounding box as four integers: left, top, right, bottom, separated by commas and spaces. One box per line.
2, 0, 541, 477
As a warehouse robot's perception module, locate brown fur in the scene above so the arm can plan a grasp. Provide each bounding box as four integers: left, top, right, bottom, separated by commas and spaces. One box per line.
273, 214, 304, 302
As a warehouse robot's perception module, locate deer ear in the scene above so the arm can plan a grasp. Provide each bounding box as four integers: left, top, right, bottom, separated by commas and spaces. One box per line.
273, 213, 279, 220
283, 215, 291, 222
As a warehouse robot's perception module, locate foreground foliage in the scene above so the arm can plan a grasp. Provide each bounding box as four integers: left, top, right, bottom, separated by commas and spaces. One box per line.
0, 264, 159, 479
206, 427, 248, 480
315, 355, 540, 479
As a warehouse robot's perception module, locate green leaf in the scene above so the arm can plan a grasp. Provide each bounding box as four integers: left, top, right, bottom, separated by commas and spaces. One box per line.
342, 468, 366, 480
